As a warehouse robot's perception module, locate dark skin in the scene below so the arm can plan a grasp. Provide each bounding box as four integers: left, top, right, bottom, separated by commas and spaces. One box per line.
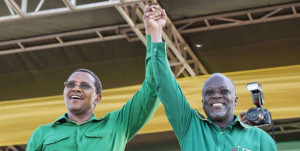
63, 72, 101, 124
202, 74, 238, 128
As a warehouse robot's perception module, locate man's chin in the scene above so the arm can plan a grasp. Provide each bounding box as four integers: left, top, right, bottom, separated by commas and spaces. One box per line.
67, 105, 82, 112
207, 111, 227, 121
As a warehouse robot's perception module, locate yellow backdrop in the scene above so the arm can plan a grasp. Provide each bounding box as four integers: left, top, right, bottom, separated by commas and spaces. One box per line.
1, 65, 300, 146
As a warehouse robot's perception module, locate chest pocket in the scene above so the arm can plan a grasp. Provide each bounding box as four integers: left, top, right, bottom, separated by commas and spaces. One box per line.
84, 130, 112, 150
84, 130, 112, 138
43, 134, 70, 151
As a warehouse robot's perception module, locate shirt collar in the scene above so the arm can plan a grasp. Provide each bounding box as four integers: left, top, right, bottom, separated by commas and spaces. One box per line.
196, 110, 252, 129
52, 113, 68, 126
52, 113, 109, 126
237, 117, 252, 129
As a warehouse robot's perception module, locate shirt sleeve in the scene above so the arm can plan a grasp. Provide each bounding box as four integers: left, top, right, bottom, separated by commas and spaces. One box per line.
116, 35, 160, 141
260, 131, 277, 151
151, 41, 194, 140
26, 128, 43, 151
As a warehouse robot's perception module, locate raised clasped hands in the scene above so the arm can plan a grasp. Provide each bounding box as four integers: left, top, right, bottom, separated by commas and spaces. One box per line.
143, 5, 167, 34
143, 5, 167, 42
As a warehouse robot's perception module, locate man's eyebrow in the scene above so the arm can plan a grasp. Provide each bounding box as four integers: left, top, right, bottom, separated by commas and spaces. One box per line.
205, 86, 229, 89
81, 81, 91, 84
69, 81, 92, 84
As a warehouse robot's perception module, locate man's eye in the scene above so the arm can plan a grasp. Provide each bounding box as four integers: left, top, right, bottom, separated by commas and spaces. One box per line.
66, 82, 75, 88
80, 83, 92, 89
220, 89, 230, 94
205, 90, 215, 96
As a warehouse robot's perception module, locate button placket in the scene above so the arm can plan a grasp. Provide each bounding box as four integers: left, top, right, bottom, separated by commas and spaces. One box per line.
76, 125, 83, 143
218, 130, 226, 151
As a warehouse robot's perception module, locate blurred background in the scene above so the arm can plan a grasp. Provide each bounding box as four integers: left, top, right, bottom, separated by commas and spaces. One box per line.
0, 0, 300, 150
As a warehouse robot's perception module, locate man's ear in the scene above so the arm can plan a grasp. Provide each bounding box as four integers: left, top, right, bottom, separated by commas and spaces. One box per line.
93, 94, 102, 107
202, 99, 204, 109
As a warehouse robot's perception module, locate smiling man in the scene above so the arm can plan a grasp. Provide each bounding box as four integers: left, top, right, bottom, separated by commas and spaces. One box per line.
145, 5, 277, 151
202, 73, 238, 128
26, 8, 160, 149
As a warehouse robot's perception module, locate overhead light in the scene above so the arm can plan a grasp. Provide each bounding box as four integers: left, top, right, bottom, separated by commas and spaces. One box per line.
196, 44, 202, 48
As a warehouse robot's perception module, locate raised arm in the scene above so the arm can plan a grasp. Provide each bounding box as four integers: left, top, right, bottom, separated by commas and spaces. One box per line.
145, 6, 194, 140
114, 6, 161, 141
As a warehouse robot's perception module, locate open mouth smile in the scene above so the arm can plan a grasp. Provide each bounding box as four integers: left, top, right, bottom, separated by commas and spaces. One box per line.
211, 102, 224, 107
69, 94, 84, 100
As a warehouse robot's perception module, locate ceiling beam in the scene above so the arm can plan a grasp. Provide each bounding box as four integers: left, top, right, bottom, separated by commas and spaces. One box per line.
139, 2, 208, 76
0, 2, 299, 76
113, 1, 201, 77
63, 0, 76, 11
6, 0, 25, 18
34, 0, 45, 13
176, 2, 300, 34
1, 1, 299, 56
0, 24, 128, 55
4, 0, 15, 15
114, 4, 146, 45
0, 0, 150, 23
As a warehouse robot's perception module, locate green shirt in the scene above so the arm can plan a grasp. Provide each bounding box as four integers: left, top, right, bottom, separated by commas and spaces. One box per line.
150, 42, 277, 151
26, 35, 160, 151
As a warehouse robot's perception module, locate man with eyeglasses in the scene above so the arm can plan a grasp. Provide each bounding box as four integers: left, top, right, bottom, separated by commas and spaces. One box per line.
26, 7, 161, 151
144, 5, 277, 151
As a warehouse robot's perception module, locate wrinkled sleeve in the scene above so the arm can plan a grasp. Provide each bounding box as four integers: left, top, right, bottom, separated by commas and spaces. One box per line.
116, 35, 160, 141
151, 42, 194, 140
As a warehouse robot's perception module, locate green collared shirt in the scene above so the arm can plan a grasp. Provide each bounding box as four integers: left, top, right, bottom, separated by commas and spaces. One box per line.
151, 41, 277, 151
26, 35, 160, 151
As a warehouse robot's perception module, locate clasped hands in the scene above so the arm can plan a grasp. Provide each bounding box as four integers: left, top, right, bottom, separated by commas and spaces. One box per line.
143, 5, 167, 34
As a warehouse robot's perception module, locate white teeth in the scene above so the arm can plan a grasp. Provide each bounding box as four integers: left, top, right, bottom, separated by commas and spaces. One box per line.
70, 95, 81, 99
212, 103, 223, 107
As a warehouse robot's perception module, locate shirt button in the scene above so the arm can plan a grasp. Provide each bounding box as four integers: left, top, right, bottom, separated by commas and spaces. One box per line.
220, 132, 223, 134
217, 149, 221, 151
154, 48, 157, 52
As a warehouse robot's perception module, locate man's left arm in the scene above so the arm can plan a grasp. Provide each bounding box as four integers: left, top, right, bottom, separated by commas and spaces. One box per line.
260, 131, 277, 151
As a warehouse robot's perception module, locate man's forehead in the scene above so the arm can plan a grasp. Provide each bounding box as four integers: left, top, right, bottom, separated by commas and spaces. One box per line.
67, 72, 95, 83
204, 74, 233, 89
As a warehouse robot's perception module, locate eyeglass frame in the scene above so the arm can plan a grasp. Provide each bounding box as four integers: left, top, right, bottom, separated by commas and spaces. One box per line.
203, 88, 232, 97
64, 81, 96, 91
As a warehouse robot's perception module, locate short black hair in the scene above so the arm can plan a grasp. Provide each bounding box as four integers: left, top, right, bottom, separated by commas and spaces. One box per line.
68, 69, 102, 94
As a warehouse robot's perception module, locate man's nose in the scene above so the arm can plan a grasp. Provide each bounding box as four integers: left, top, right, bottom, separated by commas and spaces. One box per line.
72, 84, 82, 92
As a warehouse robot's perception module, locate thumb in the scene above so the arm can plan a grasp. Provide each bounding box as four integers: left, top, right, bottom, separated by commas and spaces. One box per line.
162, 9, 167, 20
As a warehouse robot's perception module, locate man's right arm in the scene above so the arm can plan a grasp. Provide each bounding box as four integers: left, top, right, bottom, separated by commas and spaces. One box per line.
148, 13, 194, 139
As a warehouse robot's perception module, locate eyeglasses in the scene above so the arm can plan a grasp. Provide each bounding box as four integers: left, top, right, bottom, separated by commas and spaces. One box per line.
64, 81, 95, 90
204, 88, 231, 96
